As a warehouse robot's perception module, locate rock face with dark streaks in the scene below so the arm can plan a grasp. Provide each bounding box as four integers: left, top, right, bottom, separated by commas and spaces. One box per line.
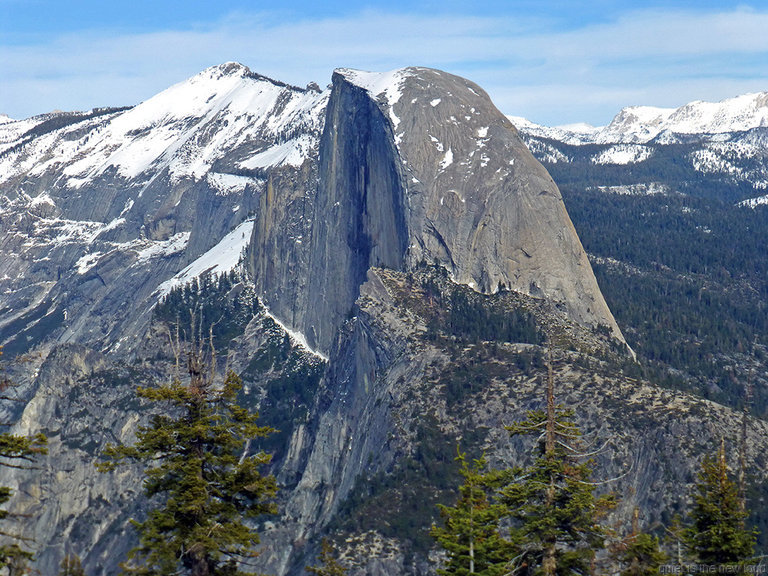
248, 67, 624, 355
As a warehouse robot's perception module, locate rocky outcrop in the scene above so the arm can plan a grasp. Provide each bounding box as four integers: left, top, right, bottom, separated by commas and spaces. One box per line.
378, 68, 620, 337
3, 345, 146, 576
248, 67, 625, 355
255, 267, 768, 575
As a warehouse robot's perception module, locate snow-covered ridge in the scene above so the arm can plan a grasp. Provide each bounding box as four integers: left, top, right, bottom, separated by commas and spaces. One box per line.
154, 219, 254, 298
0, 62, 330, 190
0, 116, 46, 153
601, 92, 768, 143
0, 61, 336, 358
259, 304, 329, 362
337, 67, 414, 111
738, 195, 768, 208
508, 115, 600, 145
512, 91, 768, 145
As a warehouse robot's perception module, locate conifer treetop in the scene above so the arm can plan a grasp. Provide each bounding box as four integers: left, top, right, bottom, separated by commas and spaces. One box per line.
98, 355, 277, 576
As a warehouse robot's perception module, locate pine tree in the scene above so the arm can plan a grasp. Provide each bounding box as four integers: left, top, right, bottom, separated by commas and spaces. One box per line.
58, 553, 85, 576
97, 351, 277, 576
685, 440, 756, 566
306, 538, 347, 576
616, 509, 667, 576
431, 451, 515, 576
0, 347, 48, 573
619, 533, 666, 576
501, 407, 614, 575
499, 344, 614, 575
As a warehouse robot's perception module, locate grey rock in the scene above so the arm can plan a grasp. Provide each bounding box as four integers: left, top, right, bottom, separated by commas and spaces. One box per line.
248, 67, 625, 356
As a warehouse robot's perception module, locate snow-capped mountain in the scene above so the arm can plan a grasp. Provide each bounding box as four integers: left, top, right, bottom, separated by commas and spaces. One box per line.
0, 63, 330, 356
0, 60, 647, 576
602, 92, 768, 143
511, 91, 768, 145
1, 61, 327, 199
510, 91, 768, 204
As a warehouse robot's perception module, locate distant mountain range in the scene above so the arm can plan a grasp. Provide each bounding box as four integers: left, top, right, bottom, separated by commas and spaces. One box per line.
509, 92, 768, 213
510, 91, 768, 144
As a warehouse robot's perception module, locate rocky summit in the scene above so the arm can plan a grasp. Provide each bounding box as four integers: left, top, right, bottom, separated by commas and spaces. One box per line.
0, 64, 763, 575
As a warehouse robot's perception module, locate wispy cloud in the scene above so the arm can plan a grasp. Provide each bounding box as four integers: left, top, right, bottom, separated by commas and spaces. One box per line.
1, 7, 767, 125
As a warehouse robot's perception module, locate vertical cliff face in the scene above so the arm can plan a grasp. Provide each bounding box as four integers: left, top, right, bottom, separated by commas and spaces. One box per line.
246, 162, 320, 347
302, 74, 410, 352
248, 71, 412, 354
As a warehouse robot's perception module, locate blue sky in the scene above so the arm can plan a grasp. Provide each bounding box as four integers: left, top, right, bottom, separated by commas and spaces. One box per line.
2, 1, 768, 126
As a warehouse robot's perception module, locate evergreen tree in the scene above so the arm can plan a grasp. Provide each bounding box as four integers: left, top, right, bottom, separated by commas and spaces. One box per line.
619, 533, 666, 576
58, 553, 85, 576
431, 452, 515, 576
306, 538, 347, 576
616, 509, 667, 576
685, 440, 756, 566
98, 351, 277, 576
499, 345, 614, 575
501, 407, 614, 575
0, 347, 48, 573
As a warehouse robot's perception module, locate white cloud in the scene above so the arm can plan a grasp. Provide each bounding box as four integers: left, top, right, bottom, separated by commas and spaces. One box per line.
1, 7, 767, 125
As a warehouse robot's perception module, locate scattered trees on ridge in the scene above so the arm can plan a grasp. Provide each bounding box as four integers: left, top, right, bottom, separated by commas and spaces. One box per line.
432, 341, 762, 575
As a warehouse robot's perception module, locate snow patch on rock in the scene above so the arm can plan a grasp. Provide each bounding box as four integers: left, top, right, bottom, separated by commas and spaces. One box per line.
439, 148, 454, 170
337, 67, 415, 137
154, 220, 253, 297
738, 195, 768, 208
